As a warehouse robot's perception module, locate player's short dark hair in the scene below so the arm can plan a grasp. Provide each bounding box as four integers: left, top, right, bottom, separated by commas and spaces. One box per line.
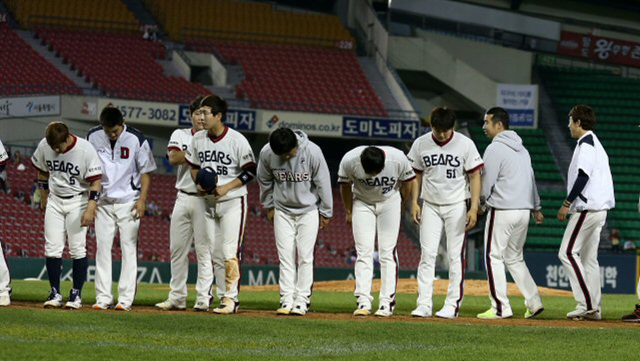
100, 106, 124, 127
189, 95, 205, 115
269, 128, 298, 156
429, 107, 456, 131
45, 121, 69, 147
199, 94, 228, 121
485, 107, 510, 130
360, 146, 385, 175
569, 105, 596, 130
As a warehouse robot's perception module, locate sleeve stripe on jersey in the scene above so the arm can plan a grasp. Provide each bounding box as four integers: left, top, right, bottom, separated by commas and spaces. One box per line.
466, 163, 484, 174
402, 175, 417, 182
31, 162, 48, 174
85, 174, 102, 182
185, 158, 200, 169
241, 161, 257, 172
412, 167, 423, 174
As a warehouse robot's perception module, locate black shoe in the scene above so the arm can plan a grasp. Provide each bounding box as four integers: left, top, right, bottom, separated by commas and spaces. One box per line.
622, 304, 640, 322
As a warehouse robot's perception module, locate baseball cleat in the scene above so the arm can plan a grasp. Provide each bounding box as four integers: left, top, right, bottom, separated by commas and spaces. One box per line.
374, 305, 393, 318
44, 288, 63, 309
0, 294, 10, 307
155, 299, 186, 311
290, 304, 307, 316
92, 302, 111, 310
566, 308, 596, 320
353, 304, 371, 316
477, 308, 512, 319
276, 304, 292, 315
524, 306, 545, 319
411, 306, 432, 318
213, 298, 237, 314
192, 301, 210, 312
622, 305, 640, 322
115, 303, 131, 312
435, 306, 458, 319
64, 288, 82, 310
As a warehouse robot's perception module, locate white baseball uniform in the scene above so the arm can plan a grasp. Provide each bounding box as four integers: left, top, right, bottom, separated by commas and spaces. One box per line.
166, 128, 215, 307
338, 146, 415, 311
32, 136, 102, 259
559, 131, 614, 315
257, 130, 333, 311
88, 124, 157, 308
186, 126, 256, 306
408, 131, 483, 317
0, 140, 11, 299
481, 130, 543, 317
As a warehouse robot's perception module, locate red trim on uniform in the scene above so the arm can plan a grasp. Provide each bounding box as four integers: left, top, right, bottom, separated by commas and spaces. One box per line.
208, 126, 229, 143
62, 135, 78, 154
191, 128, 197, 135
566, 211, 592, 311
412, 168, 423, 175
466, 163, 484, 174
485, 209, 502, 316
85, 174, 102, 182
0, 159, 7, 166
185, 158, 200, 169
31, 161, 48, 174
240, 161, 256, 170
235, 195, 247, 298
454, 201, 469, 316
390, 242, 399, 310
403, 175, 417, 182
432, 132, 454, 147
167, 146, 181, 153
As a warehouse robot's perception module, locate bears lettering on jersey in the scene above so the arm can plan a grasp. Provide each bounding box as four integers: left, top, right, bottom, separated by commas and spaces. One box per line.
357, 176, 396, 188
423, 154, 461, 168
45, 160, 80, 176
198, 150, 232, 165
274, 170, 311, 182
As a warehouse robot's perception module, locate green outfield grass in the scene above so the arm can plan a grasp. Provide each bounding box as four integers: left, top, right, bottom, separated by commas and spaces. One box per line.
1, 280, 640, 360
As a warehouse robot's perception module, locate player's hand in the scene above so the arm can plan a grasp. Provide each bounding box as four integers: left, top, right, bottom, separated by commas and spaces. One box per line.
532, 210, 544, 224
132, 199, 145, 220
345, 212, 352, 224
40, 194, 48, 210
557, 205, 569, 221
411, 201, 421, 224
465, 209, 478, 231
267, 208, 275, 223
81, 208, 96, 227
319, 215, 331, 229
213, 183, 230, 197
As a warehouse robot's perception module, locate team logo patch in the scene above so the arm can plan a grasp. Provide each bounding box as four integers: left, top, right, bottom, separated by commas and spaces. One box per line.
121, 147, 130, 159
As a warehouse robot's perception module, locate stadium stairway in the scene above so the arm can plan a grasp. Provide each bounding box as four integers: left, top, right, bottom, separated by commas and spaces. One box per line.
357, 57, 402, 112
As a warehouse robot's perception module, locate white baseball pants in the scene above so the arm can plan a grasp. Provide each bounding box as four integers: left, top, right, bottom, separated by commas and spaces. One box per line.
484, 209, 542, 316
168, 192, 215, 305
416, 200, 467, 315
558, 210, 606, 313
0, 247, 9, 297
210, 195, 247, 303
44, 194, 89, 259
274, 208, 319, 307
94, 200, 140, 307
352, 193, 400, 309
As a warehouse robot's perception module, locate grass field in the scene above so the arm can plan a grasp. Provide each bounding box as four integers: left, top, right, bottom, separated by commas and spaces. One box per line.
1, 280, 640, 360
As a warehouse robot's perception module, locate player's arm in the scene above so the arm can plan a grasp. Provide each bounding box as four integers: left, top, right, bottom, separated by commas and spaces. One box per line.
214, 162, 257, 198
480, 146, 500, 214
339, 182, 353, 224
312, 150, 333, 229
133, 172, 151, 219
257, 148, 275, 223
466, 169, 481, 231
167, 149, 187, 165
410, 170, 422, 224
81, 178, 102, 227
557, 169, 590, 221
400, 177, 416, 209
37, 170, 49, 210
531, 171, 544, 224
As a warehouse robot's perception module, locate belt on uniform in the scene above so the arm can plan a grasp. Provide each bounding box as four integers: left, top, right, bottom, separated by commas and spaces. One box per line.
54, 192, 83, 199
179, 190, 198, 196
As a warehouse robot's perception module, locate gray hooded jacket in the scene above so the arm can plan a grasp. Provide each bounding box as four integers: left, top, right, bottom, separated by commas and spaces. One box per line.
257, 130, 333, 217
481, 130, 540, 210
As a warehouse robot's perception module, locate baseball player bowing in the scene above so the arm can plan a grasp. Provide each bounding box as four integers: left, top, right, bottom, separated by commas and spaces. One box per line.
408, 107, 483, 319
0, 139, 12, 306
558, 105, 614, 321
156, 95, 216, 311
31, 122, 102, 309
88, 107, 157, 311
338, 146, 415, 317
477, 107, 545, 320
185, 94, 256, 314
257, 127, 333, 316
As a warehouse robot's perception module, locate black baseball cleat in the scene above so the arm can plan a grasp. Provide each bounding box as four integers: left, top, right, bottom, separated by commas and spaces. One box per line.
622, 304, 640, 322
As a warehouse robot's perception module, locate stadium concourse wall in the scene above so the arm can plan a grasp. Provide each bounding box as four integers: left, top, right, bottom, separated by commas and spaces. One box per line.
5, 252, 639, 294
